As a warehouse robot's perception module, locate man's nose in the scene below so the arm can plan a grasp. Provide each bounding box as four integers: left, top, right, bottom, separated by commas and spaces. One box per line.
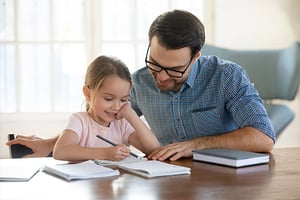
157, 69, 170, 80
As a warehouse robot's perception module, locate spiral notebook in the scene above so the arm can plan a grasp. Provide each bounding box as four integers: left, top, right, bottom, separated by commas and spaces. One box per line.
117, 160, 191, 178
43, 160, 120, 181
94, 155, 147, 166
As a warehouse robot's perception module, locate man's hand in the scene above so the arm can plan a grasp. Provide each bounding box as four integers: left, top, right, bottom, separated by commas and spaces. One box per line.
6, 135, 54, 158
148, 141, 195, 161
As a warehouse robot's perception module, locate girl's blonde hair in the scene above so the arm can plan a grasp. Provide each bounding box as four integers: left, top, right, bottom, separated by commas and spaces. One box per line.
84, 55, 131, 111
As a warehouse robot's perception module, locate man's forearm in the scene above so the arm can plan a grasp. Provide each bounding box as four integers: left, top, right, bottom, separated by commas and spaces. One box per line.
192, 127, 274, 153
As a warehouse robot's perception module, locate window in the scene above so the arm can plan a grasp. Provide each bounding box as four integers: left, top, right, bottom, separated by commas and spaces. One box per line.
0, 0, 87, 112
0, 0, 204, 113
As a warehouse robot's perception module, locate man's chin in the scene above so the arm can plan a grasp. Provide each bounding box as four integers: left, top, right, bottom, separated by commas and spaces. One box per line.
157, 85, 173, 92
154, 78, 178, 91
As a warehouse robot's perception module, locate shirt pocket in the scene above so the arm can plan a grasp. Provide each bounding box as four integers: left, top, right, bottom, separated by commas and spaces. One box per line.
191, 106, 223, 134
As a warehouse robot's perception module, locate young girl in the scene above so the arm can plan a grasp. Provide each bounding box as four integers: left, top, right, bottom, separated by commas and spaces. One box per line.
53, 55, 160, 162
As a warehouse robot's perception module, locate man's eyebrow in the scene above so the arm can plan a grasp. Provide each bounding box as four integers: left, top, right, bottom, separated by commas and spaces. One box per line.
149, 55, 187, 69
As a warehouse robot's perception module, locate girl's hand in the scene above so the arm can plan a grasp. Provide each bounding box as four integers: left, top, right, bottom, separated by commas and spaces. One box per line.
104, 144, 131, 161
115, 102, 132, 120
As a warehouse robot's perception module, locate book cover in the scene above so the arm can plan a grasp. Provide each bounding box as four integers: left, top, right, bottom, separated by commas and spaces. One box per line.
192, 148, 270, 168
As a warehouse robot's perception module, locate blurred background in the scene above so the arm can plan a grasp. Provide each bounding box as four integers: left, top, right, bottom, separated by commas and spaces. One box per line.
0, 0, 299, 158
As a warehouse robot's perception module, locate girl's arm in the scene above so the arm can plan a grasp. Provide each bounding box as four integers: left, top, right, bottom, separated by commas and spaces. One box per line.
53, 130, 130, 162
119, 104, 160, 155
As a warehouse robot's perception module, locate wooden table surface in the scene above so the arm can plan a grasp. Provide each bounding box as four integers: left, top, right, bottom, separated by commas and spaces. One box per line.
1, 147, 300, 200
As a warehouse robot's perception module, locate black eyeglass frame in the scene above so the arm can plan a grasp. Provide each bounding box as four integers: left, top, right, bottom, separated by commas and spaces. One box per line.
144, 45, 194, 78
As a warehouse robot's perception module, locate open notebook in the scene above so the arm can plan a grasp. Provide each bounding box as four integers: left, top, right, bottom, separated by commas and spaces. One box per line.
43, 160, 120, 181
117, 160, 191, 178
94, 155, 147, 166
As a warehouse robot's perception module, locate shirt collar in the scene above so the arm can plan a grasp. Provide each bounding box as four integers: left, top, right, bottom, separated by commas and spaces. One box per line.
184, 61, 198, 88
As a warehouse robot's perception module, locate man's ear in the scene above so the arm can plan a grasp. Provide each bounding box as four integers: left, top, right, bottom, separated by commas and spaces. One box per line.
193, 50, 201, 62
83, 86, 90, 100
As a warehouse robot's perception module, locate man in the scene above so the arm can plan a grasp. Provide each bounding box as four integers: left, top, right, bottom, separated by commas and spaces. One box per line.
7, 10, 275, 161
130, 9, 274, 161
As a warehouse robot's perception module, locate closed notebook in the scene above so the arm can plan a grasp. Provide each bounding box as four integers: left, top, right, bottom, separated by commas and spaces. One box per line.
192, 148, 270, 168
0, 158, 40, 182
117, 160, 191, 178
43, 160, 120, 181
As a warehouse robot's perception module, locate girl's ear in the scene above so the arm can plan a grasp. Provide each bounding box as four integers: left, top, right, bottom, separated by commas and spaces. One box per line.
83, 86, 91, 101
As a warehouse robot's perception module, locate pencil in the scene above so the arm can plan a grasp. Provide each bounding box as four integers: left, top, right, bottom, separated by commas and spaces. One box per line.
96, 134, 139, 158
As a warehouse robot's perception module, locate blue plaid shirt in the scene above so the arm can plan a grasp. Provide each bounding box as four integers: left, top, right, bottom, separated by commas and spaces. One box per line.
130, 55, 275, 145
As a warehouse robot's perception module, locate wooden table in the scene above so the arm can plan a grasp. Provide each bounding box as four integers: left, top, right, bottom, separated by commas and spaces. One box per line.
1, 147, 300, 200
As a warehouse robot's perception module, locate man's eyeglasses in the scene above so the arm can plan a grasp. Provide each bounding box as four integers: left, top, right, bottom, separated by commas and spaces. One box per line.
145, 46, 193, 78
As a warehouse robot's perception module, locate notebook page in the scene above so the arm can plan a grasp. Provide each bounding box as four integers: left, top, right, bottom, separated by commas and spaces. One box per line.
118, 160, 191, 178
43, 160, 120, 181
94, 156, 147, 166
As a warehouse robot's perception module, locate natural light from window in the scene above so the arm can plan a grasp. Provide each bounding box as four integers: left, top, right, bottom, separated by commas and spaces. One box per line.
0, 0, 203, 113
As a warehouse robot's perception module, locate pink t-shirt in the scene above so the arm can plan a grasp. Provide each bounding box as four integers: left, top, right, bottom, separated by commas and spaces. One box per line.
64, 112, 135, 147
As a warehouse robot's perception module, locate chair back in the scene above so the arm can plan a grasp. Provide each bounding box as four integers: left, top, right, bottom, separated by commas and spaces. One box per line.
201, 43, 300, 101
